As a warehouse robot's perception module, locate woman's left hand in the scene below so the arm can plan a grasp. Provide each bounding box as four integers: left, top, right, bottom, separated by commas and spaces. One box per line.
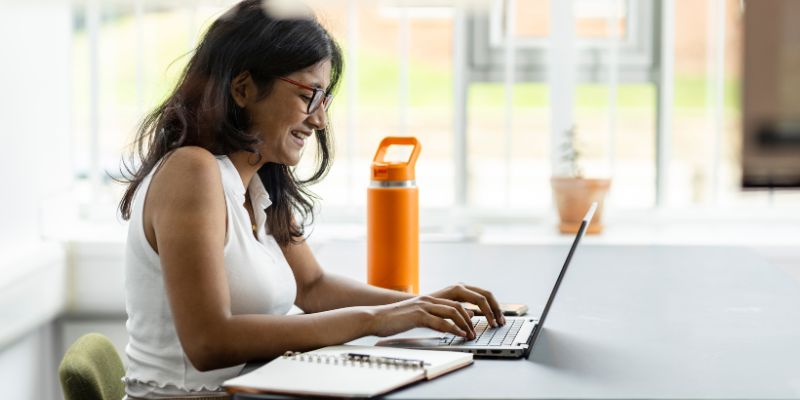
427, 284, 506, 328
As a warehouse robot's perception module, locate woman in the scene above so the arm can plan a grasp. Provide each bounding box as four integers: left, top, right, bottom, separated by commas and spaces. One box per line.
119, 1, 505, 398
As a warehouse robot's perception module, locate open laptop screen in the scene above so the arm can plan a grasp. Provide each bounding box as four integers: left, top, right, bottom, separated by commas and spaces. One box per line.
527, 202, 597, 354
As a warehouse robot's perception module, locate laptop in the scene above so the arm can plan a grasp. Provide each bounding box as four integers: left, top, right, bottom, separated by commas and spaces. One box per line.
376, 202, 597, 359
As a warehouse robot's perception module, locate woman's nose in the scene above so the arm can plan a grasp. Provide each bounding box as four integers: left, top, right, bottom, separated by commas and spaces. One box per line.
307, 105, 328, 130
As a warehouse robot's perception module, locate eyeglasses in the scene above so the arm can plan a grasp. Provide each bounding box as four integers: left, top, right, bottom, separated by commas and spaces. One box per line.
276, 76, 333, 114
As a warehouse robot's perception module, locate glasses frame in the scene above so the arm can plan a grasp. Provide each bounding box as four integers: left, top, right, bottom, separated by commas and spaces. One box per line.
277, 76, 333, 114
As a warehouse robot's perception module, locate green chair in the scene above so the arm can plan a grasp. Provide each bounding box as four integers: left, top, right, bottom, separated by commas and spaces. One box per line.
59, 333, 126, 400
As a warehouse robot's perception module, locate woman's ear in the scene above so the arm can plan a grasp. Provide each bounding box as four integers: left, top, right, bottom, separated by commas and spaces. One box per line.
230, 71, 254, 108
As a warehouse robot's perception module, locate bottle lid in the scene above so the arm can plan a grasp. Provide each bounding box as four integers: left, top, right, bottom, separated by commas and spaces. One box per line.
370, 137, 421, 181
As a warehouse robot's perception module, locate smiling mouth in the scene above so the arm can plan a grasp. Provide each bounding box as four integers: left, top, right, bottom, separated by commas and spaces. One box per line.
291, 130, 310, 147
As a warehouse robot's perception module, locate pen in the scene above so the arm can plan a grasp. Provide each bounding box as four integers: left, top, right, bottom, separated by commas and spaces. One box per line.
345, 353, 429, 367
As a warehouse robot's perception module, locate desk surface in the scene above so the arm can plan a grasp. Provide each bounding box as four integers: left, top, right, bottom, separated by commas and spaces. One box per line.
242, 244, 800, 399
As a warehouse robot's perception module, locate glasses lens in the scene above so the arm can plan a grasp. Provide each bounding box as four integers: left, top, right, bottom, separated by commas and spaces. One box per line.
308, 90, 323, 114
323, 94, 333, 111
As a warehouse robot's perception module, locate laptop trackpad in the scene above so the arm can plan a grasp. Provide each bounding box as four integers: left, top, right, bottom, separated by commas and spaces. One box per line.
376, 337, 444, 348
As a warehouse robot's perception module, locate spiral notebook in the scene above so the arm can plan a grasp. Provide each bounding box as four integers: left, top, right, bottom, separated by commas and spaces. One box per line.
222, 345, 473, 398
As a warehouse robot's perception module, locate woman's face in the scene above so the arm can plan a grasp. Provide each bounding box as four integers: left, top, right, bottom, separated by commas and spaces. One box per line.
239, 60, 331, 166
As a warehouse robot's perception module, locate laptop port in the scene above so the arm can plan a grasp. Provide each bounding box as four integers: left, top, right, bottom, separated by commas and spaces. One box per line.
476, 350, 486, 354
491, 350, 502, 354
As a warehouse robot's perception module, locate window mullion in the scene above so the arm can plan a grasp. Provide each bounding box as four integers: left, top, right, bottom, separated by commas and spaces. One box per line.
87, 0, 100, 193
135, 0, 144, 118
398, 7, 410, 135
656, 0, 675, 207
549, 0, 576, 177
453, 6, 468, 208
346, 0, 359, 208
710, 0, 726, 205
503, 0, 516, 206
606, 0, 623, 179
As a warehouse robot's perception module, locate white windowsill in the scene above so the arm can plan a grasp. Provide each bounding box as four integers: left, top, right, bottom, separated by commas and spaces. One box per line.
10, 208, 792, 333
40, 187, 800, 247
44, 208, 800, 248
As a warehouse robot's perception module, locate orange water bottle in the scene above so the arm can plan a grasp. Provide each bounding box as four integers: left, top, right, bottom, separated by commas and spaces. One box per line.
367, 137, 422, 294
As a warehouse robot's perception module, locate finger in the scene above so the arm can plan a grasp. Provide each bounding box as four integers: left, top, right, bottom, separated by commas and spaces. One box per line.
420, 295, 473, 325
460, 302, 477, 318
424, 298, 475, 336
464, 285, 505, 325
422, 313, 467, 338
462, 287, 499, 327
457, 286, 499, 327
423, 303, 473, 338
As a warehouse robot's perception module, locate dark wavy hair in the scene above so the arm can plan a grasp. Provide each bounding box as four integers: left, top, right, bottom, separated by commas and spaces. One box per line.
118, 0, 343, 246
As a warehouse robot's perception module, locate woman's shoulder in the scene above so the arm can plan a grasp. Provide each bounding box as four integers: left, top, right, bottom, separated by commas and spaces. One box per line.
149, 146, 224, 204
163, 146, 219, 171
156, 146, 221, 180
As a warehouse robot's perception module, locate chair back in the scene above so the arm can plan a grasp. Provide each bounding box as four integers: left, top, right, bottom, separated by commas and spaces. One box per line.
59, 333, 126, 400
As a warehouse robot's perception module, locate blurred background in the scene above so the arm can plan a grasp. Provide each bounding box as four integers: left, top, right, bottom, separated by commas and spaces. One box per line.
0, 0, 798, 398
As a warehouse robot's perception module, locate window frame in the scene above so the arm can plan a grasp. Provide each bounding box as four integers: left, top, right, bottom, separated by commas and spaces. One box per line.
467, 0, 657, 84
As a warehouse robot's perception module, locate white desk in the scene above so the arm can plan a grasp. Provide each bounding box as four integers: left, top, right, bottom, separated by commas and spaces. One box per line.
239, 243, 800, 399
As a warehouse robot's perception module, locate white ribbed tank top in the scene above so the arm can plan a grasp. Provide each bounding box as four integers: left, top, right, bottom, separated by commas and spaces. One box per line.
123, 155, 297, 397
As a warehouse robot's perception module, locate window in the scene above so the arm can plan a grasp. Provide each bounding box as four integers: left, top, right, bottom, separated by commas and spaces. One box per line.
71, 2, 227, 219
466, 0, 657, 210
68, 0, 799, 228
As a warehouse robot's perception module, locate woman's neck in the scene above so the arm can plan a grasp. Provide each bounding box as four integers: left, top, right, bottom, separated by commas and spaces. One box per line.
227, 151, 265, 192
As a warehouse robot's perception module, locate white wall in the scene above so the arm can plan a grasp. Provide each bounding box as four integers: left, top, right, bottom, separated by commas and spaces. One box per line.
0, 2, 73, 400
0, 1, 72, 254
0, 325, 59, 400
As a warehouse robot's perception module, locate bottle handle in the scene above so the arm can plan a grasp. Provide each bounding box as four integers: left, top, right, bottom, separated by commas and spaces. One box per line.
372, 136, 421, 168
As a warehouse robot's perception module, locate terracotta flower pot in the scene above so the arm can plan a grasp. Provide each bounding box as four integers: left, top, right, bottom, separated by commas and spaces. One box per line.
550, 177, 611, 234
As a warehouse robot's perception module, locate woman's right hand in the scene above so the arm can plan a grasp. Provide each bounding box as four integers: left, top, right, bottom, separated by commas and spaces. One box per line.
367, 296, 477, 340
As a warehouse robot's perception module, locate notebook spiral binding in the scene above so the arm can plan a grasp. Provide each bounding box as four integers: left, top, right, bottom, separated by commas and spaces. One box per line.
281, 351, 424, 370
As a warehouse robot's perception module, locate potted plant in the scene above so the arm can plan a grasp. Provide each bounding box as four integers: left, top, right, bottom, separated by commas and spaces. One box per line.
550, 126, 611, 234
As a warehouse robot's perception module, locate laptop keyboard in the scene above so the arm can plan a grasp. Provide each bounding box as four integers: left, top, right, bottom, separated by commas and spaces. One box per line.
440, 317, 524, 347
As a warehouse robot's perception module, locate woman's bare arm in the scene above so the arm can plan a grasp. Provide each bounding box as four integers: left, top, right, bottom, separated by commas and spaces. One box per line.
282, 241, 414, 313
284, 241, 506, 327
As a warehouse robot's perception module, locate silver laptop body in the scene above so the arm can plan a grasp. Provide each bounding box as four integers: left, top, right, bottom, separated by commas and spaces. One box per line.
376, 203, 597, 359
